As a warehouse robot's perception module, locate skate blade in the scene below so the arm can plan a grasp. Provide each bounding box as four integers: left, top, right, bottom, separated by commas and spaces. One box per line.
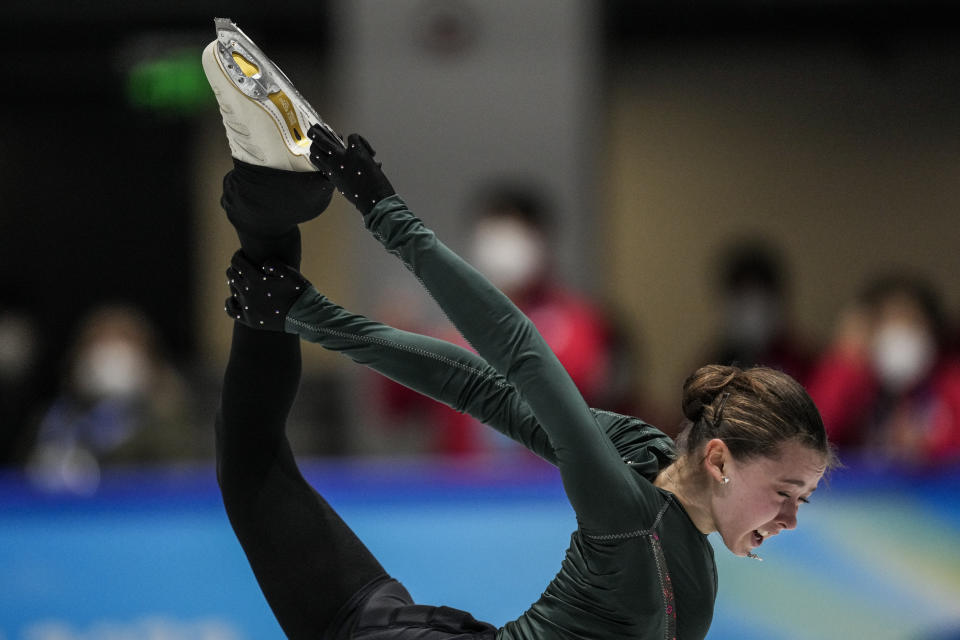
213, 17, 345, 150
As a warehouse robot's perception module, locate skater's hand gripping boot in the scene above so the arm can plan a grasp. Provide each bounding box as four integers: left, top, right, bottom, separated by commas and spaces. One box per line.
307, 130, 395, 214
224, 250, 310, 332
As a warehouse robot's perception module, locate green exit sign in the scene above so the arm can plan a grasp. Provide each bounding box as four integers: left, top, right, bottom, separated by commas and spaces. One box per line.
127, 49, 213, 115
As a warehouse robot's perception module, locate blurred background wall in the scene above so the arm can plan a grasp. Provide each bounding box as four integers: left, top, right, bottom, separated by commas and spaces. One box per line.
604, 34, 960, 409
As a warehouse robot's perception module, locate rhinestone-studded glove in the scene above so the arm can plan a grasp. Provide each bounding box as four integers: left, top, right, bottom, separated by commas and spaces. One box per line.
307, 129, 396, 215
224, 250, 310, 332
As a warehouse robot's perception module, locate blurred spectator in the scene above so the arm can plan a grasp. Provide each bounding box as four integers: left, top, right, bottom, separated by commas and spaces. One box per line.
703, 239, 812, 383
0, 290, 49, 465
26, 303, 198, 493
807, 274, 960, 467
378, 183, 631, 455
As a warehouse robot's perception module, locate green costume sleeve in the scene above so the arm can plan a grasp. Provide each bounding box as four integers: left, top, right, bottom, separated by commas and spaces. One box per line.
286, 287, 678, 477
286, 288, 555, 463
357, 195, 656, 533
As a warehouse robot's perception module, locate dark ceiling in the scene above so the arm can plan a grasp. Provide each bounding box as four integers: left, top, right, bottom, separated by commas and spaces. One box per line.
1, 1, 956, 103
4, 0, 957, 48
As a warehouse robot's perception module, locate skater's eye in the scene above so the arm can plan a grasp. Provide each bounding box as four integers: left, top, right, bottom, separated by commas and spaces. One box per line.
777, 491, 810, 504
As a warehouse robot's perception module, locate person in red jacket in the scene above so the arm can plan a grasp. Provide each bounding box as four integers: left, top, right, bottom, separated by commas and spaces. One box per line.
807, 274, 960, 466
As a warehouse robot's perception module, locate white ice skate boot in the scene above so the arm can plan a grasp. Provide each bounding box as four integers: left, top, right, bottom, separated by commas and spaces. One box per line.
202, 17, 344, 171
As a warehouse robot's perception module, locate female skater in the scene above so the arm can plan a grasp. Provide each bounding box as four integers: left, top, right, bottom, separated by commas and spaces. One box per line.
205, 21, 834, 640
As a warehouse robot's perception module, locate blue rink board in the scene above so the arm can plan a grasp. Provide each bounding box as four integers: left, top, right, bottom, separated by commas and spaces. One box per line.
1, 458, 959, 640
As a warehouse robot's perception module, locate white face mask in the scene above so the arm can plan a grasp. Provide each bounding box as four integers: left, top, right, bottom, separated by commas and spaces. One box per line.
73, 340, 151, 400
871, 324, 935, 392
470, 219, 546, 293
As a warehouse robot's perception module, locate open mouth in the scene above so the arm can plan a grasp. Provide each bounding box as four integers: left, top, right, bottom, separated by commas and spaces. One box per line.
752, 530, 764, 546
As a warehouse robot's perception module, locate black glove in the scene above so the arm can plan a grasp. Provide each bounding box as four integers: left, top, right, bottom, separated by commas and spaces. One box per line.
224, 250, 310, 332
307, 129, 396, 214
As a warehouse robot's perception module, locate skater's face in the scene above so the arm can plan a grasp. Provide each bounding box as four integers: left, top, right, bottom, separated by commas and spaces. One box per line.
707, 439, 825, 558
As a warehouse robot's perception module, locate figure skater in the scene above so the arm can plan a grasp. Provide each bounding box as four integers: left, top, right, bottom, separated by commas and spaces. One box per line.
203, 19, 834, 640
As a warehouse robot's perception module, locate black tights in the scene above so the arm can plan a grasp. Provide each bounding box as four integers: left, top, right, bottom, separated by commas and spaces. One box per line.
215, 162, 387, 639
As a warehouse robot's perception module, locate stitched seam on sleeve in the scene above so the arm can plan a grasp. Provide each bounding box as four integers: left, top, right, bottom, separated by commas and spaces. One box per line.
583, 495, 673, 541
287, 316, 509, 388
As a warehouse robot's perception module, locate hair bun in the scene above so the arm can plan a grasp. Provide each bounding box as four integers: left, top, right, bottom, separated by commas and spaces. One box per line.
681, 364, 739, 422
674, 365, 834, 470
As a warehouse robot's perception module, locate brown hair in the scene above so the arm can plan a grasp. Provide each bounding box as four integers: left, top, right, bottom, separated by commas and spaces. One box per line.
678, 364, 838, 469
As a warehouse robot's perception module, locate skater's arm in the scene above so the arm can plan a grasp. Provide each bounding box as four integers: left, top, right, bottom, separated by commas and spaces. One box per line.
362, 197, 653, 531
286, 285, 557, 463
228, 251, 677, 477
291, 287, 677, 472
225, 252, 555, 460
308, 134, 661, 532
